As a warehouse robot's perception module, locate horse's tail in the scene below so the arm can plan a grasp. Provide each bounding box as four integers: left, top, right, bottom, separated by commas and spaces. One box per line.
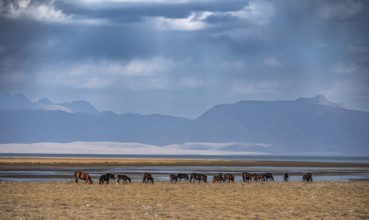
128, 177, 131, 183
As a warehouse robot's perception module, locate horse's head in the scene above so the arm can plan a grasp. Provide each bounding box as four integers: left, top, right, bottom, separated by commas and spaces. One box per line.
88, 176, 93, 184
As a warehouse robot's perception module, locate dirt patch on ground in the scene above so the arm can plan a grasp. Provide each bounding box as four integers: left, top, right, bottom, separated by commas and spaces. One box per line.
1, 181, 368, 219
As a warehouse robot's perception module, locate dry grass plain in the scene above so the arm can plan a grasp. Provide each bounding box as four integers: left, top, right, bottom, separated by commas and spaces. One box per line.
1, 157, 368, 168
1, 181, 369, 219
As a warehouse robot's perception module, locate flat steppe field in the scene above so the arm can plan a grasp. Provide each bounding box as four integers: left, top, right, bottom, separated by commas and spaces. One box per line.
1, 181, 368, 219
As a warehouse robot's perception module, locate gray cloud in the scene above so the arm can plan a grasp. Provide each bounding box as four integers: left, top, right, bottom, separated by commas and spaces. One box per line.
1, 0, 369, 118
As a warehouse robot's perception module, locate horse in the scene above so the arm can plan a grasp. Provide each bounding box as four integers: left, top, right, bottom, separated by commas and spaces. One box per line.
74, 171, 93, 184
212, 175, 223, 183
177, 173, 189, 181
284, 173, 289, 182
212, 173, 223, 183
143, 173, 154, 184
116, 174, 131, 184
242, 172, 252, 182
169, 174, 178, 184
303, 173, 313, 182
252, 173, 264, 181
99, 173, 115, 185
190, 173, 207, 183
263, 173, 274, 181
223, 173, 234, 183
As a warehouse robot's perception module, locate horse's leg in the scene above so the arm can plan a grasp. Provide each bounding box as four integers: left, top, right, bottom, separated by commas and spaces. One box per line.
74, 172, 79, 184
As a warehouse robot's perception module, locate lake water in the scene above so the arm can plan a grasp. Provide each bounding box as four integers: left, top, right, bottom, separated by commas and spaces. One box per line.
1, 154, 368, 182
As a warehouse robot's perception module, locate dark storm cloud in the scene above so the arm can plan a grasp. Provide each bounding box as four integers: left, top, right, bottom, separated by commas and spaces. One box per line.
56, 0, 247, 22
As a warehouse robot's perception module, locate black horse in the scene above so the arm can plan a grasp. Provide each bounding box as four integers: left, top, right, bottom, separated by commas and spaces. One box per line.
303, 173, 313, 182
116, 174, 131, 184
99, 173, 115, 185
263, 173, 274, 181
284, 173, 289, 182
177, 173, 189, 181
143, 173, 154, 184
169, 174, 178, 184
190, 173, 207, 183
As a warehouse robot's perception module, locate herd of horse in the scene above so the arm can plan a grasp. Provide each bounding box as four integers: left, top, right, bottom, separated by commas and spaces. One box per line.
74, 171, 313, 184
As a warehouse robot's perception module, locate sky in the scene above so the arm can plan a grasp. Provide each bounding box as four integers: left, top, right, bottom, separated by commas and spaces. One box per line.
0, 0, 368, 119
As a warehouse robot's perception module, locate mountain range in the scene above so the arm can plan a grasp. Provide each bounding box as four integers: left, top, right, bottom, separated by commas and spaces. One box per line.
0, 93, 368, 155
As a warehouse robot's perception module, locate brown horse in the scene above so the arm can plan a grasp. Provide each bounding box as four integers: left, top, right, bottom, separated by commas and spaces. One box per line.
212, 175, 222, 183
252, 173, 264, 181
143, 173, 154, 184
303, 173, 313, 182
213, 173, 223, 183
242, 172, 252, 182
74, 171, 93, 184
223, 173, 234, 183
116, 174, 131, 184
169, 174, 178, 184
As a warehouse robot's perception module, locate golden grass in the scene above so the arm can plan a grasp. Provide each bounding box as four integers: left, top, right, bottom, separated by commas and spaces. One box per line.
1, 181, 368, 219
1, 157, 368, 168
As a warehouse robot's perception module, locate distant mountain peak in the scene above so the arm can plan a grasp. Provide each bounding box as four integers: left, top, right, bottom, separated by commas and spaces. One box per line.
62, 100, 98, 114
0, 93, 99, 114
296, 95, 343, 108
311, 94, 329, 103
38, 98, 52, 105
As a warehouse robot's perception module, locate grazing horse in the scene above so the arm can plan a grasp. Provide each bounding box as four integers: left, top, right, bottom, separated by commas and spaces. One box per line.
303, 173, 313, 182
263, 173, 274, 181
177, 173, 189, 181
190, 173, 207, 183
143, 173, 154, 184
213, 173, 223, 183
284, 173, 289, 182
116, 175, 131, 184
74, 171, 93, 184
169, 174, 178, 184
223, 173, 234, 183
252, 173, 264, 182
99, 173, 115, 185
242, 172, 252, 182
212, 175, 223, 183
